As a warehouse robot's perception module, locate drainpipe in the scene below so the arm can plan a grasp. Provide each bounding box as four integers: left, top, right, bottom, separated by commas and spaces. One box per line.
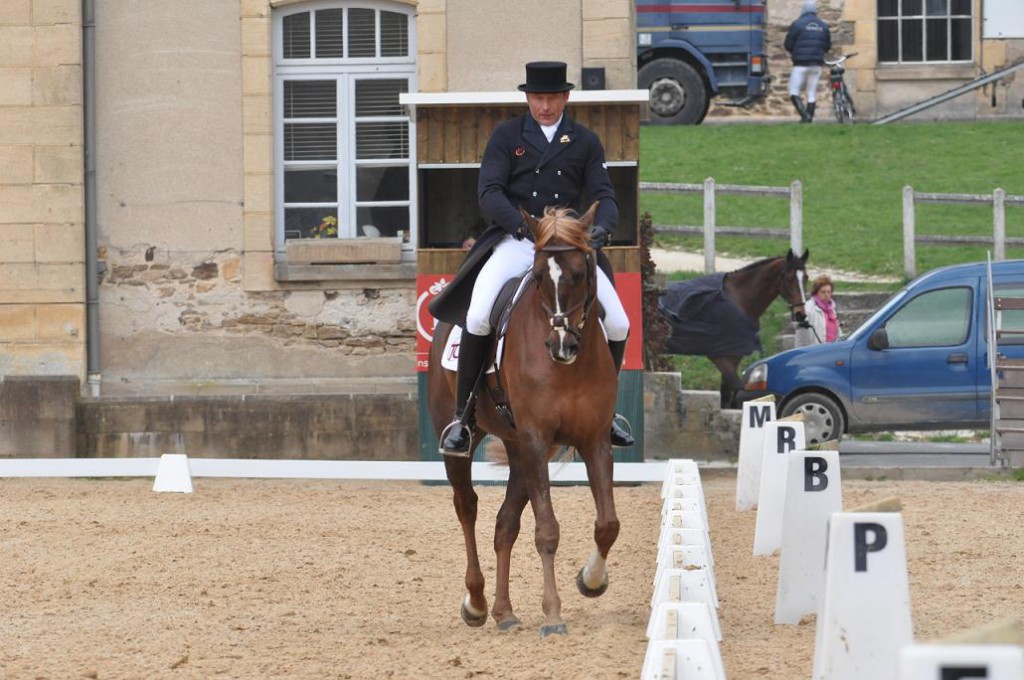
83, 0, 101, 396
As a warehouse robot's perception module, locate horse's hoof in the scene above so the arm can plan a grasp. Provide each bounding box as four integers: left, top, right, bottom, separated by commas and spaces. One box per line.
496, 616, 522, 632
540, 623, 568, 638
460, 602, 487, 628
576, 567, 609, 598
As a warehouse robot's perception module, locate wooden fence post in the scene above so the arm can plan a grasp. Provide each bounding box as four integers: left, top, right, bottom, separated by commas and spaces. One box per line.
994, 188, 1006, 261
704, 177, 716, 273
902, 185, 916, 280
790, 180, 803, 255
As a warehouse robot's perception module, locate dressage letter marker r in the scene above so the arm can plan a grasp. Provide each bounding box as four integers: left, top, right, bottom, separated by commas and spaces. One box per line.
777, 425, 797, 454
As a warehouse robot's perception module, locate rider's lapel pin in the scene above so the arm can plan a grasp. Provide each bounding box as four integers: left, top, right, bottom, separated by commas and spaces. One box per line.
559, 134, 570, 144
514, 146, 526, 156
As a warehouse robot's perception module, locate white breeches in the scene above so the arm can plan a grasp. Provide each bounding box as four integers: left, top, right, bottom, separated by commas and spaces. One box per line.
465, 235, 630, 342
789, 66, 823, 102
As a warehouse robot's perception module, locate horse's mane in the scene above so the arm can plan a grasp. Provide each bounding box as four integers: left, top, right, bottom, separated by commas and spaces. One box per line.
533, 206, 594, 253
734, 254, 804, 273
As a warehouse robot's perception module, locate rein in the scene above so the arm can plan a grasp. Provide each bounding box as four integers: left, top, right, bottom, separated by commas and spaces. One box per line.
536, 244, 596, 342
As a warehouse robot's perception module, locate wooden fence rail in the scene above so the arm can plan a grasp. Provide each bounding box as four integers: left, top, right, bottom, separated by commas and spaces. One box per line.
640, 178, 803, 273
903, 186, 1024, 279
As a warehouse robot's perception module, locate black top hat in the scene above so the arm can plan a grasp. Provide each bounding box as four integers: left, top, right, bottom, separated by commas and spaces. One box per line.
518, 61, 575, 93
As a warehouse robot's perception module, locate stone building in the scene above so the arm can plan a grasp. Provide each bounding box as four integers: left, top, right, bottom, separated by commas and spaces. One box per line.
2, 0, 1021, 402
719, 0, 1024, 120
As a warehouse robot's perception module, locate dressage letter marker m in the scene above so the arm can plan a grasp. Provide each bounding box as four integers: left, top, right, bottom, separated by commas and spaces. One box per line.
736, 399, 775, 511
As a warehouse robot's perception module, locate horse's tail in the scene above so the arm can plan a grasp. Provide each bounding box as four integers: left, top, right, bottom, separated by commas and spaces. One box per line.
484, 440, 568, 466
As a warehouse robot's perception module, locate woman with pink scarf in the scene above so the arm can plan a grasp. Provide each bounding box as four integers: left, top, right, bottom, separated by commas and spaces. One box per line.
795, 275, 842, 346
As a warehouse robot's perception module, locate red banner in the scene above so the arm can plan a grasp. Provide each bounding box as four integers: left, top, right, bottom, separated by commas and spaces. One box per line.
416, 272, 644, 372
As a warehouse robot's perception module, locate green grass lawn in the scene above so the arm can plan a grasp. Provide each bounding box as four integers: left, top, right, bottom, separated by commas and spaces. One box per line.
640, 120, 1024, 278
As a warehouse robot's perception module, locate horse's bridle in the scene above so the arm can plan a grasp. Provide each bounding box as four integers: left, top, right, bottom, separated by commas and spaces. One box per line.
535, 244, 597, 343
787, 267, 809, 319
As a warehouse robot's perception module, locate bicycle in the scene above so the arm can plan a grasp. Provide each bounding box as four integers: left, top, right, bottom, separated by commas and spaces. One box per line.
824, 52, 857, 124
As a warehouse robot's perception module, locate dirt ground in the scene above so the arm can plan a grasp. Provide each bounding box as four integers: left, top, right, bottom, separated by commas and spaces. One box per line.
0, 474, 1021, 679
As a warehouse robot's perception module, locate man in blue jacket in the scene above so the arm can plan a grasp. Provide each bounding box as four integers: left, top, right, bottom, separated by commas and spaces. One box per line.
785, 0, 832, 123
429, 61, 633, 455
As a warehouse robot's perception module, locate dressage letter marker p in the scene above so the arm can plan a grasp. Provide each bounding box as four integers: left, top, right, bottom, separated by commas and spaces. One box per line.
736, 399, 775, 511
813, 512, 913, 680
775, 450, 842, 624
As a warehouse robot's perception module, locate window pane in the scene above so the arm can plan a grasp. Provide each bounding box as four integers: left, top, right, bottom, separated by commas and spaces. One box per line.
886, 288, 971, 347
878, 0, 899, 17
902, 19, 924, 61
315, 9, 344, 58
357, 166, 408, 202
282, 12, 310, 59
285, 168, 337, 203
285, 207, 339, 240
951, 18, 971, 60
380, 11, 408, 57
284, 80, 336, 118
878, 19, 900, 61
925, 0, 947, 16
950, 0, 969, 14
357, 206, 409, 238
994, 288, 1024, 345
284, 123, 337, 161
349, 8, 376, 58
356, 122, 408, 159
902, 0, 922, 15
355, 79, 407, 117
926, 19, 948, 60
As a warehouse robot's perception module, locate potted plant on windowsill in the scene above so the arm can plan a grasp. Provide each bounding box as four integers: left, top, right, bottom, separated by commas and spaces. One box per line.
286, 215, 402, 265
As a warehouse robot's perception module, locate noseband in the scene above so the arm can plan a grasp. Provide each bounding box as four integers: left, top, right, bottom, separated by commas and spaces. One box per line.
536, 244, 596, 342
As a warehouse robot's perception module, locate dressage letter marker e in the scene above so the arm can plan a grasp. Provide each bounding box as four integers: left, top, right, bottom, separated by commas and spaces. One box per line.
899, 644, 1024, 680
736, 398, 776, 511
753, 418, 805, 556
775, 450, 842, 624
813, 512, 913, 680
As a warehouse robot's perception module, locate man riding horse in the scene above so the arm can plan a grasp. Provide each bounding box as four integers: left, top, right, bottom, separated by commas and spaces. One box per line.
428, 61, 633, 456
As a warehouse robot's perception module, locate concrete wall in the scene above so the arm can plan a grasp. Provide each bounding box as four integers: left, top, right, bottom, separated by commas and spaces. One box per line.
0, 0, 85, 379
1, 373, 741, 461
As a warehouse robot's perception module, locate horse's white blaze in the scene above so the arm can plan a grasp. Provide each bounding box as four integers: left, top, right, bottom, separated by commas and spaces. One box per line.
462, 593, 486, 618
796, 269, 807, 303
581, 550, 608, 590
547, 256, 571, 359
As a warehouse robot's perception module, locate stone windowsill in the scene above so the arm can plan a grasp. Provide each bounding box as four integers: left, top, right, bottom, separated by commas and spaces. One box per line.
875, 63, 977, 81
274, 261, 416, 283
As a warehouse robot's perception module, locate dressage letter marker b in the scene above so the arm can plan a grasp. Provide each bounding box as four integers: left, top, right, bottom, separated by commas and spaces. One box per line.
775, 450, 842, 624
736, 398, 775, 511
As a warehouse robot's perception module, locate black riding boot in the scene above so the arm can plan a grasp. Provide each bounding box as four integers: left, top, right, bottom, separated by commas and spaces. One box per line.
790, 95, 809, 123
440, 330, 490, 456
608, 339, 635, 448
806, 102, 816, 122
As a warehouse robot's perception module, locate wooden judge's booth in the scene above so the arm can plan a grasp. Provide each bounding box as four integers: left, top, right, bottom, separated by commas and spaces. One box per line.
401, 90, 648, 463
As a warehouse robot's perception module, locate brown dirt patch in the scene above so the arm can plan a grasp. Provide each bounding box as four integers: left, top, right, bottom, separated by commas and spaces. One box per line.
0, 475, 1020, 678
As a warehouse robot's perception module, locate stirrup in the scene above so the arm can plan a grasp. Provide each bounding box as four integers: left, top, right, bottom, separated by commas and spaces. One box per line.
439, 419, 474, 458
610, 413, 634, 448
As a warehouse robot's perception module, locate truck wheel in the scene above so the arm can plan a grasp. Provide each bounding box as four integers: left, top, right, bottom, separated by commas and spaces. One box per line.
638, 58, 708, 125
781, 393, 845, 445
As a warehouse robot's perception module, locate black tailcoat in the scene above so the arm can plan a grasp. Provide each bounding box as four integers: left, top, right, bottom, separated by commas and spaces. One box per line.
429, 112, 619, 326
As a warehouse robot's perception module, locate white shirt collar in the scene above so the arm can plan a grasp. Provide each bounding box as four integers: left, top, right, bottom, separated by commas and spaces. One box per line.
540, 115, 563, 143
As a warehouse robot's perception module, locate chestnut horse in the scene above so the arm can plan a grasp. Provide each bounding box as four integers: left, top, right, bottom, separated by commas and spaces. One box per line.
427, 204, 620, 637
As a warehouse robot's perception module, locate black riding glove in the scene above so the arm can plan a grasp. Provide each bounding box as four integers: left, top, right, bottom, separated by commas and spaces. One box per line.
513, 219, 530, 241
589, 225, 612, 249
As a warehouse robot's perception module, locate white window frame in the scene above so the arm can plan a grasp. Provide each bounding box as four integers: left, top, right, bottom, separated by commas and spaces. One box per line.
877, 0, 973, 64
273, 1, 418, 255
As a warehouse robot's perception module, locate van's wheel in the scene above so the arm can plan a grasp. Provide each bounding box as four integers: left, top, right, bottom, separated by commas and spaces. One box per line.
781, 393, 845, 445
638, 59, 708, 125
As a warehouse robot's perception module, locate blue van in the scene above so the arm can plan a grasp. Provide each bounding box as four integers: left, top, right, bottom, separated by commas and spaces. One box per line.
738, 260, 1024, 444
